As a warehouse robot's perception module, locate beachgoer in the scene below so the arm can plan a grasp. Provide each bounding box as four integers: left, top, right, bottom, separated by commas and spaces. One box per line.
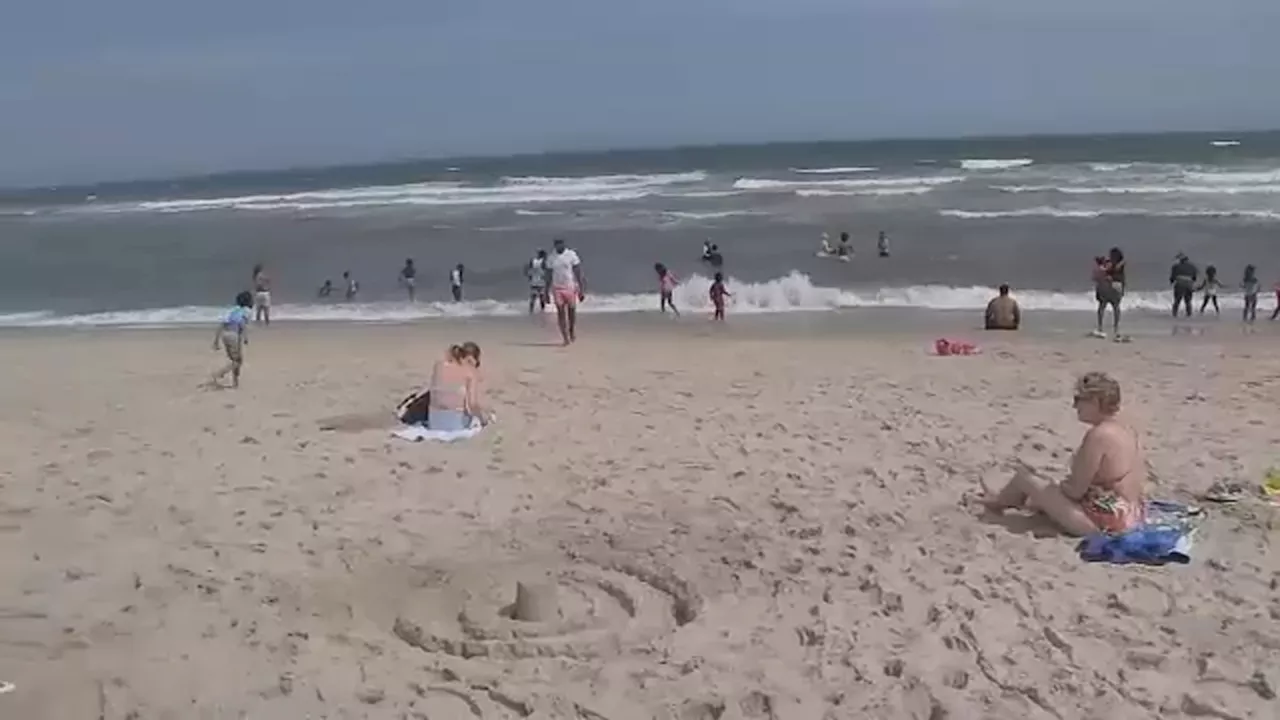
655, 262, 680, 316
547, 238, 584, 345
837, 231, 851, 258
450, 264, 464, 302
458, 340, 493, 424
252, 264, 271, 325
819, 233, 835, 256
1092, 248, 1125, 338
981, 372, 1147, 536
526, 250, 549, 314
400, 259, 417, 302
877, 231, 890, 258
1272, 281, 1280, 322
427, 344, 479, 431
1197, 265, 1221, 316
343, 271, 359, 301
1242, 264, 1260, 323
317, 280, 334, 298
211, 291, 254, 388
709, 271, 731, 321
707, 244, 724, 269
1169, 252, 1198, 318
984, 284, 1021, 330
701, 241, 713, 262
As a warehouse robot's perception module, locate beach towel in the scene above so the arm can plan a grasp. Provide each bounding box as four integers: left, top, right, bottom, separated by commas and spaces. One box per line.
391, 417, 485, 443
1077, 499, 1201, 565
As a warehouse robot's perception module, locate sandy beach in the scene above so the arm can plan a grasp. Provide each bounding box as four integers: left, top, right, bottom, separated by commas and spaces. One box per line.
2, 314, 1280, 719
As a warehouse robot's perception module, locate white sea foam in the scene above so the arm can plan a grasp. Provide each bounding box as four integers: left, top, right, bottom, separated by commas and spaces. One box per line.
513, 209, 564, 216
663, 210, 764, 220
789, 166, 878, 174
1088, 163, 1135, 172
82, 172, 710, 214
1211, 140, 1241, 147
959, 158, 1034, 171
733, 175, 962, 191
1182, 169, 1280, 185
994, 182, 1280, 195
941, 208, 1280, 221
796, 187, 934, 197
0, 272, 1218, 328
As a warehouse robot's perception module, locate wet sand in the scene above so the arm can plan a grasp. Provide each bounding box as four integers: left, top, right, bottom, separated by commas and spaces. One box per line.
2, 313, 1280, 719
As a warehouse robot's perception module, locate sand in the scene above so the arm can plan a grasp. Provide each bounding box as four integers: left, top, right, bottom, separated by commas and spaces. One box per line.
2, 316, 1280, 720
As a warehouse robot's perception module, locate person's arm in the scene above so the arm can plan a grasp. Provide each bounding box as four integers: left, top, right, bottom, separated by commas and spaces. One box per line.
1012, 302, 1021, 329
463, 373, 478, 417
573, 261, 585, 297
1061, 428, 1105, 501
984, 300, 997, 328
239, 321, 249, 346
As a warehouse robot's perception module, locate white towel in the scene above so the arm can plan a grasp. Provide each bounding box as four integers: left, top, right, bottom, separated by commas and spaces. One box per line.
391, 418, 484, 443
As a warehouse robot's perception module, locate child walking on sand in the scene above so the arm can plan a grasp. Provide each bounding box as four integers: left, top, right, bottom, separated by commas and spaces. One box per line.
709, 272, 731, 321
211, 291, 253, 388
1198, 265, 1222, 315
654, 263, 680, 316
1242, 265, 1260, 323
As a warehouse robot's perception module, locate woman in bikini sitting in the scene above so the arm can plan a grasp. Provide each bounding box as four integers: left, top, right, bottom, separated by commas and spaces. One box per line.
981, 372, 1146, 536
427, 344, 481, 431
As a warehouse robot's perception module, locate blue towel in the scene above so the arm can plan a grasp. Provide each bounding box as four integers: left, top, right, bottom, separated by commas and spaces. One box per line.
1076, 499, 1199, 565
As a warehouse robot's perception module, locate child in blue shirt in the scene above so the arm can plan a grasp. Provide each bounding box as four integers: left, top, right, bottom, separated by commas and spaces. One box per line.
212, 291, 253, 388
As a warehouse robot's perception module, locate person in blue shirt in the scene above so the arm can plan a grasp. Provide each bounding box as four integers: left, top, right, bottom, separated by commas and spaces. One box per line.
212, 291, 254, 388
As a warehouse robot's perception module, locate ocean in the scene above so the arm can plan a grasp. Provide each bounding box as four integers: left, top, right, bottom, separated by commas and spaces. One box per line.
2, 130, 1279, 327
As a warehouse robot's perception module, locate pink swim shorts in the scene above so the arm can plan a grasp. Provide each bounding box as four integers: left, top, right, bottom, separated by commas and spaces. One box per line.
553, 285, 579, 308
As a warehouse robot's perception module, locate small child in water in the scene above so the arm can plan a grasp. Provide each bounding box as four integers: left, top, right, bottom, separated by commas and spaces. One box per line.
654, 263, 680, 316
1242, 265, 1260, 323
709, 272, 731, 321
212, 291, 253, 388
1198, 265, 1221, 315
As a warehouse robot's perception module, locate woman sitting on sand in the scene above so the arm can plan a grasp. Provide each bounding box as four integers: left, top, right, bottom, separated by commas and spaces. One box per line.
427, 343, 482, 431
981, 372, 1146, 536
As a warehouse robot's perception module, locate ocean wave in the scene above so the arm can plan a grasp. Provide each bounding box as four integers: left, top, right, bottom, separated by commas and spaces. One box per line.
1182, 169, 1280, 185
959, 158, 1034, 171
0, 273, 1227, 328
789, 166, 878, 174
940, 207, 1280, 221
662, 210, 765, 220
1087, 163, 1134, 172
1211, 140, 1241, 147
733, 175, 962, 191
994, 183, 1280, 195
80, 172, 710, 214
796, 187, 934, 197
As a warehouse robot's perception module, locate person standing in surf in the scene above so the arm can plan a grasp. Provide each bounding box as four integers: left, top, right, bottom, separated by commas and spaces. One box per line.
1092, 248, 1125, 339
877, 231, 891, 258
1169, 253, 1198, 318
343, 271, 359, 301
709, 272, 731, 321
399, 258, 417, 302
251, 264, 271, 326
547, 238, 585, 345
1242, 264, 1261, 324
450, 264, 465, 302
526, 250, 549, 314
654, 263, 680, 316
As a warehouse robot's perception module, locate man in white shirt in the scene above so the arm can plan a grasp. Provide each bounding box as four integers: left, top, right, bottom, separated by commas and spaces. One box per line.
547, 238, 585, 345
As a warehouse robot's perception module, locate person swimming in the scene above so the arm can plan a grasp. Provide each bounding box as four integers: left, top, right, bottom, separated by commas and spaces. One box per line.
343, 271, 359, 301
836, 232, 851, 258
877, 231, 890, 258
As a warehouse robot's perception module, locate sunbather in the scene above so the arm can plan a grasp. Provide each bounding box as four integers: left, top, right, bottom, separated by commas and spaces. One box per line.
980, 372, 1147, 535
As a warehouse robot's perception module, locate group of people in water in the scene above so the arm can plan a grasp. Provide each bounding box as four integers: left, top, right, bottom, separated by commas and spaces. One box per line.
315, 259, 469, 304
817, 230, 891, 260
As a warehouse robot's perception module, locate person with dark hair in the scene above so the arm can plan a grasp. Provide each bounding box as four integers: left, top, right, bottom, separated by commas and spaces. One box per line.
1092, 248, 1126, 338
1169, 252, 1198, 318
1198, 265, 1221, 315
654, 262, 680, 316
211, 291, 254, 388
399, 258, 417, 302
984, 284, 1021, 330
1242, 264, 1260, 324
450, 264, 465, 302
251, 264, 271, 325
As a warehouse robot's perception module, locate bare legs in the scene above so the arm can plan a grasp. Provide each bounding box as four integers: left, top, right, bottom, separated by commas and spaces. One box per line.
212, 358, 243, 389
981, 468, 1098, 536
1095, 300, 1120, 337
556, 303, 577, 345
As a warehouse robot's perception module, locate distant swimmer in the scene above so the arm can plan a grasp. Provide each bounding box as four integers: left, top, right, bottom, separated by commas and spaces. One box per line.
817, 232, 850, 262
878, 231, 891, 258
251, 263, 271, 326
450, 263, 465, 302
701, 240, 713, 262
317, 279, 334, 298
984, 284, 1021, 331
400, 258, 417, 302
343, 271, 359, 301
526, 250, 549, 314
837, 232, 852, 258
548, 238, 585, 345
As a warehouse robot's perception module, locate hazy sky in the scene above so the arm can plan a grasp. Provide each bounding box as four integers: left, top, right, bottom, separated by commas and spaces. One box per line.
2, 0, 1277, 185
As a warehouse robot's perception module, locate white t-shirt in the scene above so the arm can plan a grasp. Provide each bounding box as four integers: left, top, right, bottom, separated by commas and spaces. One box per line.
450, 269, 462, 287
547, 249, 580, 288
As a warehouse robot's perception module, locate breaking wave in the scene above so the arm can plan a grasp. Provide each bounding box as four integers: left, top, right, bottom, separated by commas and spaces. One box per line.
0, 272, 1225, 328
940, 208, 1280, 221
959, 158, 1034, 171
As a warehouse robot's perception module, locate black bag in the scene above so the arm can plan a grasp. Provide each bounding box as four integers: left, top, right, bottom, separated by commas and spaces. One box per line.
396, 391, 431, 425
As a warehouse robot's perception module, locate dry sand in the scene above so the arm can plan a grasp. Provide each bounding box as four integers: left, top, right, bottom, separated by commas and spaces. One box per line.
2, 317, 1280, 719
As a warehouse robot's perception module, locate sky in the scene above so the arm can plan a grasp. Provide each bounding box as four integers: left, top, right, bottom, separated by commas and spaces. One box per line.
2, 0, 1278, 186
